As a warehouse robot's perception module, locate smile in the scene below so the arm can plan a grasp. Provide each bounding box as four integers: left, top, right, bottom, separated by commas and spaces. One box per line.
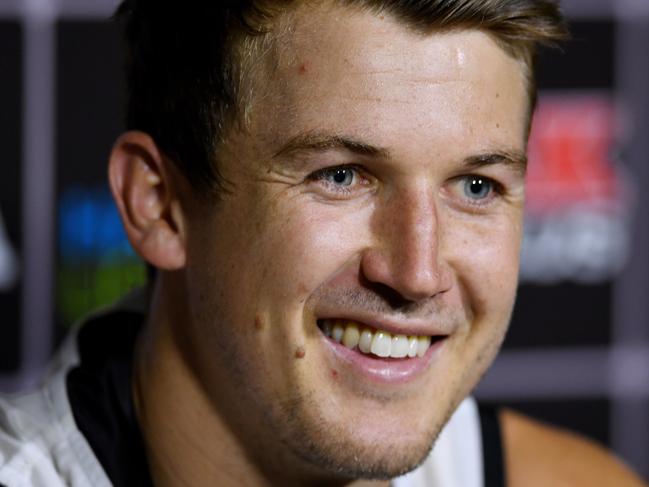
317, 319, 441, 359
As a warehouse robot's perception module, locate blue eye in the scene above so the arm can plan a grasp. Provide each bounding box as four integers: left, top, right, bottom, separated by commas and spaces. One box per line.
321, 167, 355, 186
308, 165, 372, 198
463, 177, 493, 200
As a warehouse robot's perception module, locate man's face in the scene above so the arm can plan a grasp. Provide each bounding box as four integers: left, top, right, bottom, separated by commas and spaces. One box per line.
181, 4, 528, 481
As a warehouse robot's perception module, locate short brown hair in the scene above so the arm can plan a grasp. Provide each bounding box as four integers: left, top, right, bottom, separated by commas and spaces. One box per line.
116, 0, 567, 195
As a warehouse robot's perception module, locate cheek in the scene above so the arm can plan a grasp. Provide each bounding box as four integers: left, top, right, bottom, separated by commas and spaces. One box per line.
245, 200, 374, 305
442, 212, 522, 318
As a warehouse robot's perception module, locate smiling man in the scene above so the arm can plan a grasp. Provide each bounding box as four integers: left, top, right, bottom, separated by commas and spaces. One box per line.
0, 1, 647, 486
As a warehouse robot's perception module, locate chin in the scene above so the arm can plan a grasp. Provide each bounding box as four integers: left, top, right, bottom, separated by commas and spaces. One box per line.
297, 425, 438, 480
275, 394, 449, 482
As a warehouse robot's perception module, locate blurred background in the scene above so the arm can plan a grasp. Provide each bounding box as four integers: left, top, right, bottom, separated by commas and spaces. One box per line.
0, 0, 647, 479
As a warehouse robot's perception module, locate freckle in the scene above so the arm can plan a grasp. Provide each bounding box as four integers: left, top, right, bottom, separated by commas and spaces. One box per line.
379, 14, 385, 20
496, 92, 500, 98
295, 346, 306, 359
254, 314, 266, 331
496, 123, 500, 128
298, 61, 309, 75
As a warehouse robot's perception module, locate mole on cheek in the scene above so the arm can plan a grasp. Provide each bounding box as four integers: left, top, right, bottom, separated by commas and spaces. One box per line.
295, 346, 306, 359
254, 314, 266, 331
331, 369, 338, 380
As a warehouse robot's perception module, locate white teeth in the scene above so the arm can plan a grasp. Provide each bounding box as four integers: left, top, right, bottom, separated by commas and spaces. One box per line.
417, 336, 431, 358
342, 323, 360, 349
359, 328, 373, 354
371, 331, 392, 357
391, 335, 409, 358
408, 336, 418, 358
332, 324, 344, 343
320, 319, 437, 359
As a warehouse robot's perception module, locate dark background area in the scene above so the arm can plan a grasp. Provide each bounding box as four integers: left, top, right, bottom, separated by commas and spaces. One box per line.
0, 21, 22, 372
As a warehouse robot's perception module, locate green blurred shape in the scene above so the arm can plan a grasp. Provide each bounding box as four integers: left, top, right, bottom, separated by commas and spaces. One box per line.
57, 255, 146, 326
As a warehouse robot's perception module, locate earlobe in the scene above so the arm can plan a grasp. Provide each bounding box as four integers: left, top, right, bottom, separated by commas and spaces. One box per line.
108, 131, 186, 270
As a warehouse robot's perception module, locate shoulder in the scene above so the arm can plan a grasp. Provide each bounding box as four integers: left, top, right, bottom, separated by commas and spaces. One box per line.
0, 384, 111, 487
0, 333, 111, 486
0, 391, 66, 486
500, 408, 647, 487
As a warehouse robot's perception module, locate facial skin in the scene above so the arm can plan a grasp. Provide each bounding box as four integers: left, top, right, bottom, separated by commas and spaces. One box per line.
115, 3, 529, 486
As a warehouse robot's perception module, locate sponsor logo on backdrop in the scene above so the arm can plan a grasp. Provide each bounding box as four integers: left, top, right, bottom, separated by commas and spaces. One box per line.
0, 207, 19, 291
520, 94, 633, 284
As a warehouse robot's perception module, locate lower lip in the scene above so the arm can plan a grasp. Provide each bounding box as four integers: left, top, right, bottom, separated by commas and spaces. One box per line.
323, 333, 445, 385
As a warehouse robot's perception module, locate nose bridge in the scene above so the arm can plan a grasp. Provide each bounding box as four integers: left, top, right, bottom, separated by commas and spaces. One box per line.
378, 184, 443, 300
394, 186, 438, 271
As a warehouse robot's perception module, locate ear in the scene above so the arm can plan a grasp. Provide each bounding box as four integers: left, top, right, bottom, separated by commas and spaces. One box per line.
108, 131, 186, 270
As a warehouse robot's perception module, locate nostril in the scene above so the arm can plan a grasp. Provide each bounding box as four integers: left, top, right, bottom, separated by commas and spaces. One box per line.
358, 272, 420, 309
359, 244, 448, 305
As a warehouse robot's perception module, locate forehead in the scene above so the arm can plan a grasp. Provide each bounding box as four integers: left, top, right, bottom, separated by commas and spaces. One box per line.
244, 3, 529, 159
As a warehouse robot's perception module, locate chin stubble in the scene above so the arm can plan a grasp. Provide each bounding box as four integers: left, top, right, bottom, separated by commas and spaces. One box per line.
267, 388, 451, 482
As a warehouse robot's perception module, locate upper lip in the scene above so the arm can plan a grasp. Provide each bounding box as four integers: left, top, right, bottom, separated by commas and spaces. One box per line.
317, 311, 456, 338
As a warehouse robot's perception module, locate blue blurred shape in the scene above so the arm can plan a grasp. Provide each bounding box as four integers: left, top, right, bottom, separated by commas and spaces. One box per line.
58, 186, 134, 260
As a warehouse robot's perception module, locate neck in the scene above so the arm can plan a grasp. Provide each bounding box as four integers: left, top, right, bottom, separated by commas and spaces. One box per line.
132, 275, 389, 487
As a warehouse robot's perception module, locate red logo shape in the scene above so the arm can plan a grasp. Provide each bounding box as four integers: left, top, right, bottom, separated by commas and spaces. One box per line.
526, 96, 621, 214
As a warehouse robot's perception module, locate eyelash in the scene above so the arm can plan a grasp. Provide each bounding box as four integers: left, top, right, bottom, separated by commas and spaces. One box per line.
306, 166, 505, 209
307, 165, 367, 194
455, 174, 504, 206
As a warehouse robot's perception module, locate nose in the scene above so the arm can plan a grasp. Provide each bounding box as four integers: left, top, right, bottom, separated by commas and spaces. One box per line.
361, 186, 450, 303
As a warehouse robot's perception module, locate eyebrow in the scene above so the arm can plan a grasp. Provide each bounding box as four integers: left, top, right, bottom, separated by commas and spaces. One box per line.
273, 131, 527, 171
464, 151, 528, 173
273, 132, 391, 160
